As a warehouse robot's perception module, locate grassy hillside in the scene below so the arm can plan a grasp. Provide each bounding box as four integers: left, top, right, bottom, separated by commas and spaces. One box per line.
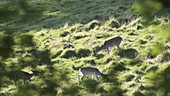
0, 0, 170, 96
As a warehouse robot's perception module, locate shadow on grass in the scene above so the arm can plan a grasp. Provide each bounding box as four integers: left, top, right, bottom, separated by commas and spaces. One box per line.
81, 79, 124, 96
0, 33, 62, 96
118, 48, 138, 59
82, 79, 107, 94
62, 84, 80, 96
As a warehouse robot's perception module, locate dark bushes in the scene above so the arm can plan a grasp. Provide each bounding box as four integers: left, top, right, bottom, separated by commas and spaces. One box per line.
60, 49, 77, 58
76, 48, 91, 58
59, 48, 91, 58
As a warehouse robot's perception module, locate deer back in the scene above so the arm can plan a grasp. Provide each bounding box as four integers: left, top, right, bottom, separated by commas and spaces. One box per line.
102, 36, 122, 48
79, 67, 104, 76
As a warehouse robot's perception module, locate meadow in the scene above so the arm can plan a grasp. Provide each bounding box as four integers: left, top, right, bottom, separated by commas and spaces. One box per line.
0, 0, 170, 96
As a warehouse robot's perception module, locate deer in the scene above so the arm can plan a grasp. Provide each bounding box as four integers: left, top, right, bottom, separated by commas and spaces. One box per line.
6, 70, 38, 84
78, 67, 106, 83
93, 36, 123, 56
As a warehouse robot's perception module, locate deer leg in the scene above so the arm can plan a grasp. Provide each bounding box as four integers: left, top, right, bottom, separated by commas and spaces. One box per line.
117, 46, 120, 50
95, 75, 99, 81
81, 76, 84, 81
92, 75, 94, 80
117, 45, 121, 50
78, 74, 84, 83
106, 48, 110, 56
78, 75, 81, 83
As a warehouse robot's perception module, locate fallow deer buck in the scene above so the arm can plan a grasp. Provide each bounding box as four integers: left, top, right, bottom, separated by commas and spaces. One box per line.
93, 36, 123, 56
78, 67, 106, 82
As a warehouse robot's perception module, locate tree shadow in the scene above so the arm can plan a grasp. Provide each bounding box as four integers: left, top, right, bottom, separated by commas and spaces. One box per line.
0, 35, 14, 59
0, 32, 60, 95
118, 48, 138, 59
100, 65, 125, 96
82, 79, 107, 94
62, 84, 80, 96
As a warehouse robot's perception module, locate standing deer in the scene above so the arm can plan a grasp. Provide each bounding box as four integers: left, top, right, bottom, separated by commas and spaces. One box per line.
78, 67, 106, 82
93, 36, 122, 56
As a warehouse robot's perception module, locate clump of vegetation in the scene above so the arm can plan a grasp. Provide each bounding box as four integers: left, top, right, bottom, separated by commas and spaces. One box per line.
138, 39, 147, 45
125, 74, 135, 82
113, 63, 127, 71
133, 91, 144, 96
85, 20, 100, 31
118, 48, 138, 59
60, 49, 77, 58
145, 65, 159, 73
69, 23, 84, 32
51, 49, 63, 58
76, 48, 91, 58
161, 52, 170, 62
104, 17, 120, 28
59, 31, 70, 37
73, 33, 88, 40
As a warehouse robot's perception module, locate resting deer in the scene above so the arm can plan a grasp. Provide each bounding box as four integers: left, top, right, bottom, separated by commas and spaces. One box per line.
93, 36, 122, 56
78, 67, 106, 82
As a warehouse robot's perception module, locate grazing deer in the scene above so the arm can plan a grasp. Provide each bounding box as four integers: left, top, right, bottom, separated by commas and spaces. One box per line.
7, 70, 37, 84
78, 67, 106, 82
93, 36, 122, 56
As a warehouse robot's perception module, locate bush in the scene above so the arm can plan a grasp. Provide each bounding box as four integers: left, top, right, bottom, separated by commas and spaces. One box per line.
145, 65, 158, 73
59, 31, 70, 37
161, 52, 170, 62
113, 64, 126, 71
106, 18, 120, 28
85, 20, 100, 31
73, 33, 88, 40
60, 49, 77, 58
76, 48, 91, 58
60, 48, 91, 58
138, 39, 147, 44
52, 49, 63, 58
118, 48, 138, 59
133, 91, 144, 96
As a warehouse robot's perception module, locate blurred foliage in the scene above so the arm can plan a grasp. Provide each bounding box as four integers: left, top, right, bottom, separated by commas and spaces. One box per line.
0, 0, 46, 22
134, 0, 170, 62
145, 64, 170, 96
150, 42, 165, 57
158, 0, 170, 7
134, 0, 170, 23
157, 26, 170, 41
134, 0, 163, 21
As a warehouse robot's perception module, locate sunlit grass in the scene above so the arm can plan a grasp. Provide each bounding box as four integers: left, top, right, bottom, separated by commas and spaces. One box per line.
1, 0, 170, 96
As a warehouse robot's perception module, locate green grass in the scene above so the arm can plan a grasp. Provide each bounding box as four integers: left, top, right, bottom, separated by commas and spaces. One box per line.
0, 0, 170, 96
